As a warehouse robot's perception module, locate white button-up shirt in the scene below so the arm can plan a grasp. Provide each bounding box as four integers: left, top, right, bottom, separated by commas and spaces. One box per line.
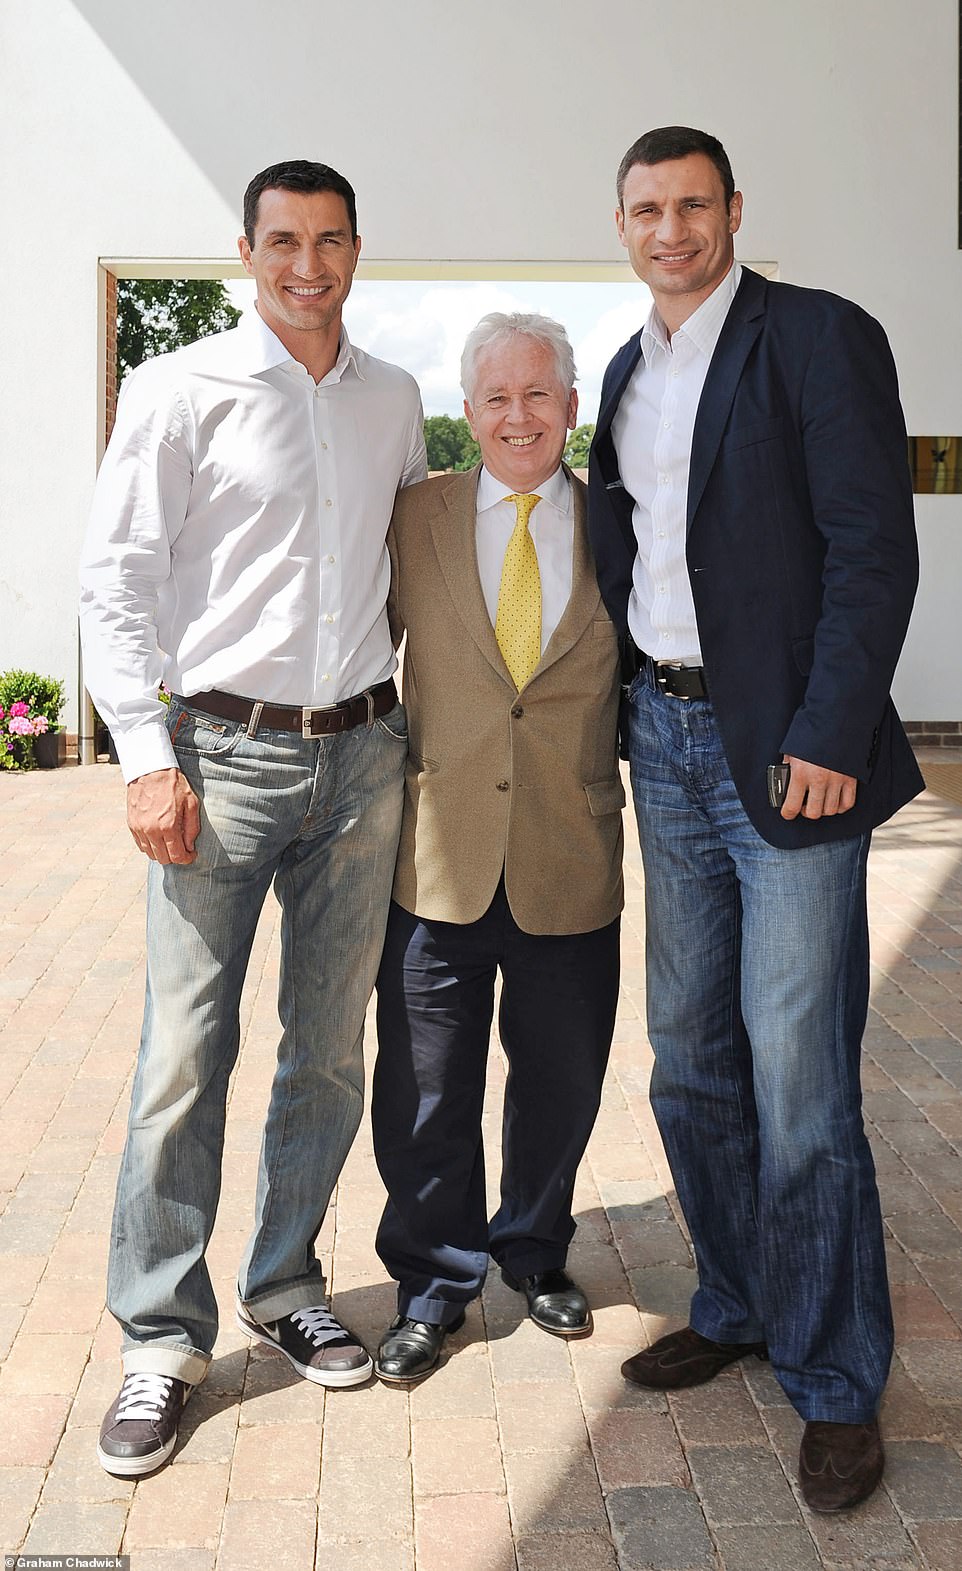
80, 308, 426, 782
475, 465, 573, 652
612, 262, 742, 663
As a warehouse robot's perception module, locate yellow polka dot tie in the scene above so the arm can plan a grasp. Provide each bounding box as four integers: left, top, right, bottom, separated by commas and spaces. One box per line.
496, 492, 542, 690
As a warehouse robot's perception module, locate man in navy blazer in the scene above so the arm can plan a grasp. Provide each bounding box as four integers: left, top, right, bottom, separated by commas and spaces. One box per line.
588, 126, 922, 1512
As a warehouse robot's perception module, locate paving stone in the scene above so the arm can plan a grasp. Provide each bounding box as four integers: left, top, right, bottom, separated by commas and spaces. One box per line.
123, 1460, 229, 1549
898, 1342, 962, 1402
667, 1374, 766, 1447
21, 1498, 127, 1554
687, 1444, 801, 1526
504, 1447, 607, 1534
121, 1554, 214, 1571
318, 1456, 412, 1540
714, 1524, 820, 1570
219, 1497, 316, 1569
887, 1211, 962, 1259
0, 1391, 71, 1466
408, 1344, 496, 1419
316, 1539, 414, 1571
0, 1465, 46, 1548
911, 1521, 962, 1570
0, 1333, 89, 1396
413, 1415, 504, 1495
883, 1440, 962, 1520
606, 1485, 715, 1570
586, 1409, 689, 1490
322, 1379, 410, 1457
516, 1532, 618, 1570
495, 1378, 589, 1452
416, 1492, 514, 1571
228, 1417, 321, 1498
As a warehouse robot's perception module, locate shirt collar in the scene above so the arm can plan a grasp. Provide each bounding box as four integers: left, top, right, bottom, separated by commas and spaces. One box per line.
477, 463, 571, 514
640, 260, 742, 366
235, 306, 364, 382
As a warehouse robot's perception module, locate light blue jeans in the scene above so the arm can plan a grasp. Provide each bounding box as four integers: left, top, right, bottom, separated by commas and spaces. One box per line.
628, 671, 892, 1422
108, 695, 406, 1381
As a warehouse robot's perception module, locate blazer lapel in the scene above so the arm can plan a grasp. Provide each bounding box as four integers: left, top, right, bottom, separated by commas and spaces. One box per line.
536, 475, 601, 677
687, 269, 767, 527
596, 336, 643, 438
429, 466, 514, 684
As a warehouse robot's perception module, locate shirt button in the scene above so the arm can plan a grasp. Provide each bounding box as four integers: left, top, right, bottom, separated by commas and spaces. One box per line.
324, 614, 335, 624
511, 705, 524, 719
658, 585, 667, 594
321, 673, 331, 683
661, 632, 670, 640
496, 780, 510, 792
657, 531, 667, 539
320, 440, 328, 450
327, 555, 336, 564
325, 498, 333, 508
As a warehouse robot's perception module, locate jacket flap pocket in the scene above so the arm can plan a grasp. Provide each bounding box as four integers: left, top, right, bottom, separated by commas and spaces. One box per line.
585, 776, 627, 816
725, 416, 784, 451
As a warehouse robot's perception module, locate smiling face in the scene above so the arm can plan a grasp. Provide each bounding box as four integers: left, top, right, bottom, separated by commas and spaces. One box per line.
616, 153, 742, 329
464, 337, 578, 492
237, 186, 361, 345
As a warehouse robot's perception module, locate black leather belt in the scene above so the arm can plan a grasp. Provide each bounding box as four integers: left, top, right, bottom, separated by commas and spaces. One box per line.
174, 679, 398, 737
624, 640, 709, 700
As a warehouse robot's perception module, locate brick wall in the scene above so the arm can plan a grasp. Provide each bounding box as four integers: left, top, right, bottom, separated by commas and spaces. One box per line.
904, 720, 962, 749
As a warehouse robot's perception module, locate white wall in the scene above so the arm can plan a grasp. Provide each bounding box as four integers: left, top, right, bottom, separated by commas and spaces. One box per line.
1, 0, 959, 728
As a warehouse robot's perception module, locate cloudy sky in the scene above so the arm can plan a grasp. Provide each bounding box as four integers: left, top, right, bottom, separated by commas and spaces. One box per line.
226, 278, 651, 425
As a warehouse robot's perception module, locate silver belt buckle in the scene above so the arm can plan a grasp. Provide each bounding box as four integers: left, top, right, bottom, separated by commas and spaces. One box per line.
301, 699, 342, 737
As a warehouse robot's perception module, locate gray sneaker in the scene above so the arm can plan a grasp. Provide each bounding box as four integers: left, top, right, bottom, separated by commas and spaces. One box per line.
97, 1371, 192, 1476
236, 1301, 372, 1387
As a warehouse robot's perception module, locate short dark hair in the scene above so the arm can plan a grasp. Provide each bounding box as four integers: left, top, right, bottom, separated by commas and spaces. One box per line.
243, 160, 358, 245
616, 127, 735, 210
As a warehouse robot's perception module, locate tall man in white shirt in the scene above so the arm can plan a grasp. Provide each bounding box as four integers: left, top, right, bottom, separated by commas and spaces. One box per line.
371, 315, 624, 1385
588, 127, 921, 1510
80, 160, 426, 1476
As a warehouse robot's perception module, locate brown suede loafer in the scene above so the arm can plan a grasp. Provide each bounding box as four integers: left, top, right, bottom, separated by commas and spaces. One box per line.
799, 1419, 884, 1512
621, 1325, 768, 1390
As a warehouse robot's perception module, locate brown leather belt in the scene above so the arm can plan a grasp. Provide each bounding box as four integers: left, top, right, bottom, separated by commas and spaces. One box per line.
173, 679, 398, 738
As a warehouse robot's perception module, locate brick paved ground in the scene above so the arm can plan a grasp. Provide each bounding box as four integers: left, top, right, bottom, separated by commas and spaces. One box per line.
1, 761, 961, 1570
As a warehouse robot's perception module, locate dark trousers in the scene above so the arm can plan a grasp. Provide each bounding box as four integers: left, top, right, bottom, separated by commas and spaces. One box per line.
372, 884, 619, 1324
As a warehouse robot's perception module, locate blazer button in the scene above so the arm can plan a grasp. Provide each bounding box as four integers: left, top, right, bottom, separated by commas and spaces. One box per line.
511, 705, 524, 719
496, 779, 510, 792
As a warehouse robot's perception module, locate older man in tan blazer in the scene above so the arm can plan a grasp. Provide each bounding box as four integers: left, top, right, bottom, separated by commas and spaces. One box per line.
372, 313, 624, 1385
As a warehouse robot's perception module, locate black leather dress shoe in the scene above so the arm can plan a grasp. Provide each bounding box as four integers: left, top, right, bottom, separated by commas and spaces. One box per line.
374, 1311, 466, 1386
501, 1267, 592, 1337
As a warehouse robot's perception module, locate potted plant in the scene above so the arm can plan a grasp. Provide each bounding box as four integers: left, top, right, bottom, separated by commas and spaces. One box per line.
0, 670, 66, 769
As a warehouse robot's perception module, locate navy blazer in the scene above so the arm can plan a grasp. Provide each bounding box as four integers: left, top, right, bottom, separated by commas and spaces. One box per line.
588, 266, 924, 848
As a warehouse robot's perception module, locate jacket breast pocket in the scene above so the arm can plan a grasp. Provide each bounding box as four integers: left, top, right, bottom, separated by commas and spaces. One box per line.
725, 416, 785, 452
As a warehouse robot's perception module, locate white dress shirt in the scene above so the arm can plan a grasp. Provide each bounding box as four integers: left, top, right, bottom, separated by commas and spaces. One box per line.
612, 262, 742, 663
80, 308, 427, 782
475, 464, 573, 652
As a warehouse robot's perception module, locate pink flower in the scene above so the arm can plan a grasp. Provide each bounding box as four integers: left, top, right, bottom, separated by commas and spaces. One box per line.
8, 716, 33, 735
32, 716, 49, 734
9, 702, 29, 718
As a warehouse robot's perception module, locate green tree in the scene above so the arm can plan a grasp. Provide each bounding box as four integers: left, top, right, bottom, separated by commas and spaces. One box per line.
424, 414, 481, 472
117, 279, 241, 380
564, 422, 596, 470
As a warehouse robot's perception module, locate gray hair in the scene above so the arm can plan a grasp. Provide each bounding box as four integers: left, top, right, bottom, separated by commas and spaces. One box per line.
460, 312, 577, 404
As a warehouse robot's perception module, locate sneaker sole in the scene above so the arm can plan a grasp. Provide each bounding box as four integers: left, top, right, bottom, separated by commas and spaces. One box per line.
236, 1311, 373, 1388
96, 1429, 179, 1478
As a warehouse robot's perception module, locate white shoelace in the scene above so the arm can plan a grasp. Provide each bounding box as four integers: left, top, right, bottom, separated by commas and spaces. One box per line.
289, 1306, 348, 1348
114, 1371, 175, 1421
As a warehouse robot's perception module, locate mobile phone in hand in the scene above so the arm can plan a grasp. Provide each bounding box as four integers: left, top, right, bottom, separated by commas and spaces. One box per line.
767, 762, 791, 810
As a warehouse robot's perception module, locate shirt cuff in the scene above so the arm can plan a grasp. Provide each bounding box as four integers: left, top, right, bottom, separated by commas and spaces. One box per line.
114, 722, 179, 785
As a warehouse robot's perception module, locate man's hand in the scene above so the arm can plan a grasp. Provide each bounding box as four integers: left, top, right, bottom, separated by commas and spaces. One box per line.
127, 768, 201, 863
780, 755, 857, 821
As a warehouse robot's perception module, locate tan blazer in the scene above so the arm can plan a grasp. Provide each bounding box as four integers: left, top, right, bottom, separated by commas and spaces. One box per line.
388, 465, 624, 935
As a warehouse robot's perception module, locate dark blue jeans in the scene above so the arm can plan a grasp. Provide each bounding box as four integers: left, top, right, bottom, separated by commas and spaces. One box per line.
372, 884, 619, 1324
628, 672, 892, 1422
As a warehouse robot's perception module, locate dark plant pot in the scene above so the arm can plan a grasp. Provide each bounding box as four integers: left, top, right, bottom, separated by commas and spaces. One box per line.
33, 730, 67, 769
